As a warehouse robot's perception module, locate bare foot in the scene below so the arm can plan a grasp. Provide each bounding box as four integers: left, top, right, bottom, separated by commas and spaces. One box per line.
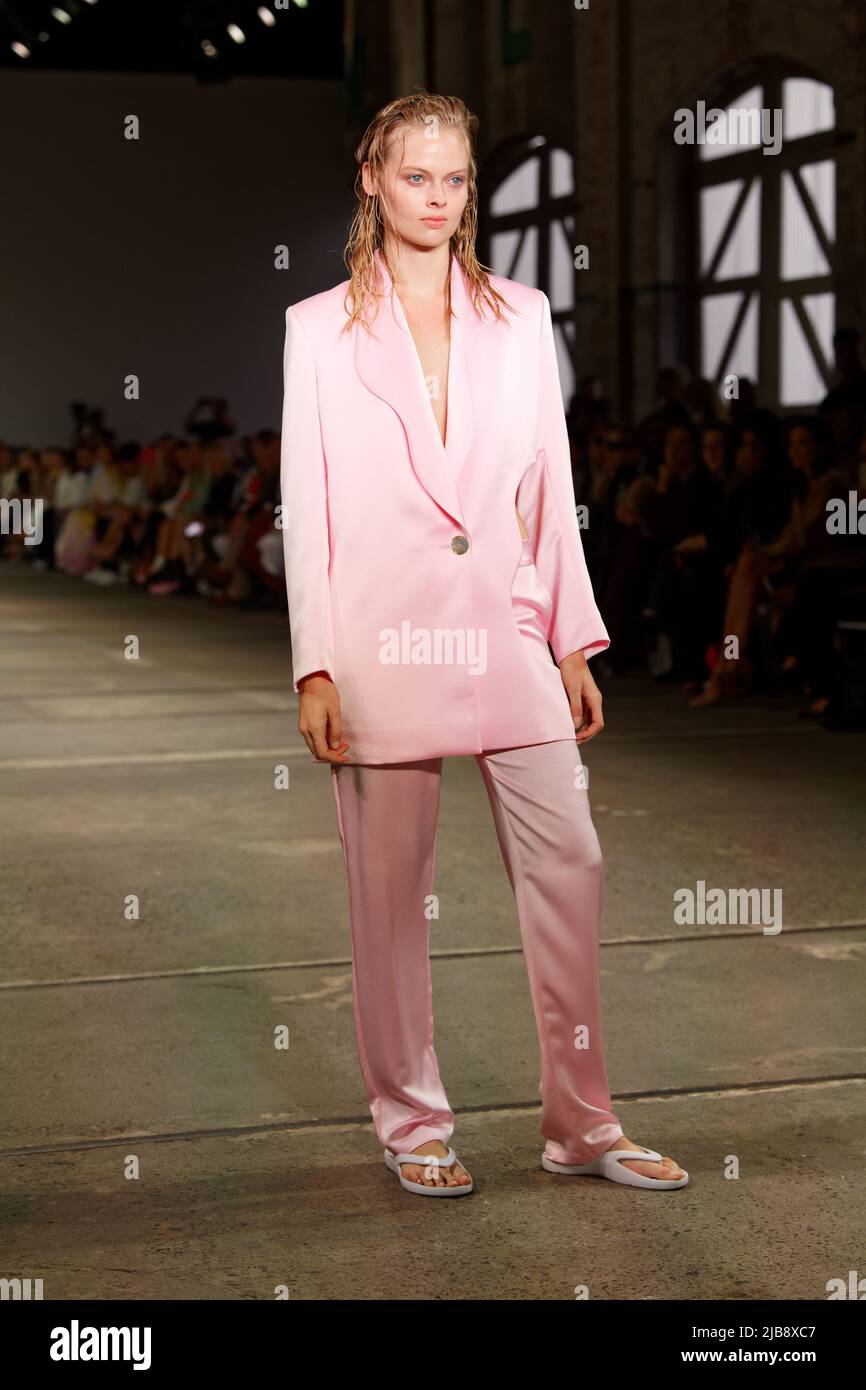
396, 1139, 472, 1189
606, 1135, 686, 1182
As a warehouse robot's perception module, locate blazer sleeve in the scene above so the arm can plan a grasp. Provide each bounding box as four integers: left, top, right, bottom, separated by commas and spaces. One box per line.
532, 291, 611, 664
280, 305, 336, 693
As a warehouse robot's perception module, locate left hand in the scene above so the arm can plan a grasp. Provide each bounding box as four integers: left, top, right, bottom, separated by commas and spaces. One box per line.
559, 651, 604, 743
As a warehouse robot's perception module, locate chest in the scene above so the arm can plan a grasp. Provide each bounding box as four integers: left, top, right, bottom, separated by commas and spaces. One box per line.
401, 300, 451, 447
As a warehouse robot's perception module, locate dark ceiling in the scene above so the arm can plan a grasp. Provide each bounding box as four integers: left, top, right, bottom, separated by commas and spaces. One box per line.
0, 0, 344, 78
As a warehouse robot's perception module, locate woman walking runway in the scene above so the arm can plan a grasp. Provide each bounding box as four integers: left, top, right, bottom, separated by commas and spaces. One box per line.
280, 91, 687, 1196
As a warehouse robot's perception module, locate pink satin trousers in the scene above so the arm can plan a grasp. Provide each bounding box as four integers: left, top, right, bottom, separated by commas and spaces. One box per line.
329, 735, 624, 1166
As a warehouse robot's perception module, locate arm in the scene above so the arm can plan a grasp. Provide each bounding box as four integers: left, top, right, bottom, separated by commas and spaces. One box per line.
531, 292, 611, 665
280, 307, 348, 762
531, 292, 609, 741
280, 306, 337, 694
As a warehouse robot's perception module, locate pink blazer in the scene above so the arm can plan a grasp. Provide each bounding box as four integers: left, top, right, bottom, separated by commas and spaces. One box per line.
280, 247, 610, 763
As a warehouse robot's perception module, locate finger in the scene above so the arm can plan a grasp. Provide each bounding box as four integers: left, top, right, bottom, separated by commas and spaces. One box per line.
328, 708, 344, 751
318, 744, 351, 763
575, 690, 603, 742
309, 722, 336, 762
575, 716, 603, 743
568, 692, 586, 729
313, 738, 352, 764
575, 709, 604, 742
583, 686, 603, 724
570, 691, 593, 733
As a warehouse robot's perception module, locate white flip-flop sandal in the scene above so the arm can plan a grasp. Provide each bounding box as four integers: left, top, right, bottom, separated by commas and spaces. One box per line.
542, 1145, 688, 1189
384, 1146, 474, 1196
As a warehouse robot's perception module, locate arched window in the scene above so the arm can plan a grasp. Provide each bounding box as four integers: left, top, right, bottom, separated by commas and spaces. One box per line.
482, 135, 578, 406
691, 63, 836, 410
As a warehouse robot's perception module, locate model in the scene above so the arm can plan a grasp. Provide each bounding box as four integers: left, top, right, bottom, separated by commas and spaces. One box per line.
280, 91, 687, 1196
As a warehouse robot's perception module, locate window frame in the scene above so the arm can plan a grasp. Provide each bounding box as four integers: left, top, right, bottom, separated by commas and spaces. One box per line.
660, 56, 837, 413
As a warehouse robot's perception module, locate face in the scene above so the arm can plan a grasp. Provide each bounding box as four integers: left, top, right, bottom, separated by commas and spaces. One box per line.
787, 425, 816, 473
602, 430, 629, 468
260, 440, 280, 474
736, 428, 764, 471
365, 123, 470, 252
663, 427, 695, 475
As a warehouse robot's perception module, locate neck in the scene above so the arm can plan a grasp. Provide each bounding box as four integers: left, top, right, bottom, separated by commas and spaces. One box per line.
380, 238, 452, 302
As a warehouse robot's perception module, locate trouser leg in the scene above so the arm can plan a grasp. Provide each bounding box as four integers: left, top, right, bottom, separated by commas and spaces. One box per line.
475, 739, 624, 1165
330, 757, 453, 1156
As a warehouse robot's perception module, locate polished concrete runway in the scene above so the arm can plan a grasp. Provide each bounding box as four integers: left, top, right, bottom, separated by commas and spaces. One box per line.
2, 563, 864, 1301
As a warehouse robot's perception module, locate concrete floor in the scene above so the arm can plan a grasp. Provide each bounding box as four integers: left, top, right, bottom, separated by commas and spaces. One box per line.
1, 563, 864, 1301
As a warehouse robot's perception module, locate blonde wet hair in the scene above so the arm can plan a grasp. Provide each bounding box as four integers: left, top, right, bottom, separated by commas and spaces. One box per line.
342, 90, 514, 335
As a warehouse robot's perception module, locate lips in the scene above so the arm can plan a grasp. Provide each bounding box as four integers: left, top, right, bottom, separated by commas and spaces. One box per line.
422, 217, 446, 225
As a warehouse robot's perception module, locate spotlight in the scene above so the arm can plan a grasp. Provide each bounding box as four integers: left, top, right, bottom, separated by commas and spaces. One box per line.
50, 7, 72, 22
11, 40, 31, 57
257, 6, 276, 25
227, 23, 246, 44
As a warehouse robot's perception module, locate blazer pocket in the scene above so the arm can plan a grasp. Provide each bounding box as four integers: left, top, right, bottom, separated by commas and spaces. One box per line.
511, 556, 555, 646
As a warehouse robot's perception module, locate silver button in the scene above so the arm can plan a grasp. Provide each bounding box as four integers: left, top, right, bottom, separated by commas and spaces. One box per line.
450, 535, 469, 554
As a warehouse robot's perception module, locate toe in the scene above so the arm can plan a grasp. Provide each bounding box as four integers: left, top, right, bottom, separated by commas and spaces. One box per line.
620, 1160, 668, 1181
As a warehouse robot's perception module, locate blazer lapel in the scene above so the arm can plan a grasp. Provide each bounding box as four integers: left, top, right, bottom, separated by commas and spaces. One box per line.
354, 247, 487, 528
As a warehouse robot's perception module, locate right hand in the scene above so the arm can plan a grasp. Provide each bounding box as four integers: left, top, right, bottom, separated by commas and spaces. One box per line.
297, 674, 351, 763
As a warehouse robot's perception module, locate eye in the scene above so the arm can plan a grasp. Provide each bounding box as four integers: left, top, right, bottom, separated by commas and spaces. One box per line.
407, 173, 424, 184
449, 176, 465, 187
